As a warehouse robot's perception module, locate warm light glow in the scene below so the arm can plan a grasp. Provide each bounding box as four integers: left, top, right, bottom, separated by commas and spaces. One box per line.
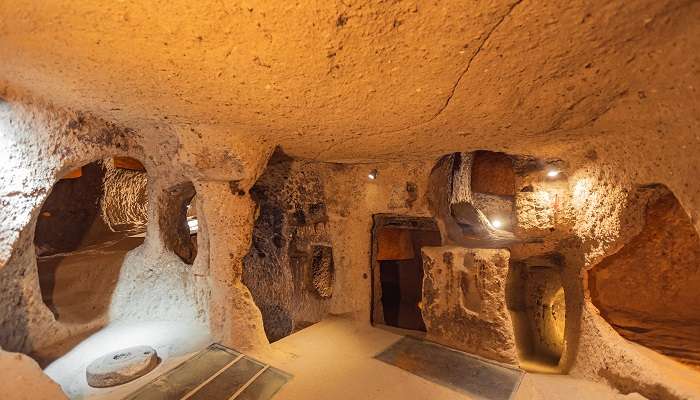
547, 169, 560, 178
368, 169, 378, 180
491, 218, 504, 229
187, 218, 198, 234
44, 321, 211, 396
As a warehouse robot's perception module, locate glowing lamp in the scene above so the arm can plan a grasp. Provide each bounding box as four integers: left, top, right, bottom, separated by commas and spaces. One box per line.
546, 169, 560, 178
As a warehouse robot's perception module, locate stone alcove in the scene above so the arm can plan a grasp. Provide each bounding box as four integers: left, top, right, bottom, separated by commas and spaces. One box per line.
159, 181, 198, 265
589, 184, 700, 370
34, 157, 148, 324
242, 149, 336, 343
31, 156, 149, 365
507, 256, 567, 372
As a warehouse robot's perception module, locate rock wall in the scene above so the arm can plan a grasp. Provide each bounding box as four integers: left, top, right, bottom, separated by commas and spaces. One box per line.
421, 246, 518, 365
100, 159, 149, 235
509, 157, 700, 399
33, 161, 105, 257
0, 350, 67, 400
508, 261, 566, 364
589, 186, 700, 369
243, 150, 335, 342
0, 90, 274, 395
157, 181, 197, 264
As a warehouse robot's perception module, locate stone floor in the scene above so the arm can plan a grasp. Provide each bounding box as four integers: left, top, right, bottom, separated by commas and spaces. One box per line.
249, 316, 643, 400
43, 320, 211, 399
44, 316, 648, 400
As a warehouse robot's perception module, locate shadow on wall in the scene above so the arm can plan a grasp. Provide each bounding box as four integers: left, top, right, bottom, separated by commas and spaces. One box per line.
589, 184, 700, 371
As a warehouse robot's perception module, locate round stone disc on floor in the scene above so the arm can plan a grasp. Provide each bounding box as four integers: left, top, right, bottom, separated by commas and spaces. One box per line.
86, 345, 159, 388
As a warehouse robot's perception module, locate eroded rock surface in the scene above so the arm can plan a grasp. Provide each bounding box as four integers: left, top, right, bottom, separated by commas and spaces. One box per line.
243, 150, 335, 342
589, 187, 700, 369
421, 246, 517, 364
0, 350, 67, 400
86, 345, 159, 388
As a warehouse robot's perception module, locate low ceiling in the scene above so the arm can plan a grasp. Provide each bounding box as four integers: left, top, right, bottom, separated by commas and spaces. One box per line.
0, 0, 698, 161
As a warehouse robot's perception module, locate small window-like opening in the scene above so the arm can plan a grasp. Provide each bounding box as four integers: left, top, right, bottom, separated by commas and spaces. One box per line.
34, 157, 148, 326
507, 259, 566, 373
372, 216, 441, 332
160, 182, 197, 264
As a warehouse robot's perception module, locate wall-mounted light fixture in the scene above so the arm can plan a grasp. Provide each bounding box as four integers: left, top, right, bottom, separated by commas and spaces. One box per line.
368, 169, 378, 180
546, 169, 560, 178
490, 218, 504, 229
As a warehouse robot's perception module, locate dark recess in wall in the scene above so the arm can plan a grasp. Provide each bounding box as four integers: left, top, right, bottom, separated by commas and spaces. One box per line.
243, 148, 334, 343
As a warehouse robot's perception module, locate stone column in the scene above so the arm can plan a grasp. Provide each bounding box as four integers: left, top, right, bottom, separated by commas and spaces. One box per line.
421, 246, 518, 365
197, 181, 267, 350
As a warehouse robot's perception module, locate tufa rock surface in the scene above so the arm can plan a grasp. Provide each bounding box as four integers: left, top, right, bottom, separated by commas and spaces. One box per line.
86, 345, 159, 388
421, 246, 518, 365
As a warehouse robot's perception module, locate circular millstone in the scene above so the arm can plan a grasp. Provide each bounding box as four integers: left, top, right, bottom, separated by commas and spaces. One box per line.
86, 345, 160, 388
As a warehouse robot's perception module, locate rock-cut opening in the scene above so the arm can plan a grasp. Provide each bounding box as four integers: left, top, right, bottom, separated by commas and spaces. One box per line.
159, 181, 198, 265
32, 157, 148, 366
589, 184, 700, 371
507, 257, 567, 373
34, 157, 148, 325
371, 215, 441, 332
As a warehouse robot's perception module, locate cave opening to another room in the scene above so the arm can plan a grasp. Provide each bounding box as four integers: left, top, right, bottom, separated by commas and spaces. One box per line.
507, 257, 566, 373
32, 157, 149, 366
589, 184, 700, 371
35, 157, 148, 325
371, 215, 442, 332
160, 181, 198, 265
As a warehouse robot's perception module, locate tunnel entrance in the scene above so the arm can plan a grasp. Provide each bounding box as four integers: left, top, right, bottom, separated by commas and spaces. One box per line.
507, 257, 566, 373
34, 157, 148, 327
371, 215, 441, 332
589, 185, 700, 370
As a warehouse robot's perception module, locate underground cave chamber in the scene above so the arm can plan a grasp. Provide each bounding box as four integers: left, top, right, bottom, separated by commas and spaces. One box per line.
2, 3, 700, 398
1, 143, 699, 400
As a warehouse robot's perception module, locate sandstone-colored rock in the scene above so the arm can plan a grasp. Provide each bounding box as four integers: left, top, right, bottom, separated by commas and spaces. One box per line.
421, 246, 518, 365
0, 350, 67, 400
86, 345, 159, 388
471, 151, 516, 197
0, 1, 699, 397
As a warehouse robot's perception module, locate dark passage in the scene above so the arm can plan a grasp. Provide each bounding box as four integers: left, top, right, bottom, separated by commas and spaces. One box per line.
374, 216, 441, 332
